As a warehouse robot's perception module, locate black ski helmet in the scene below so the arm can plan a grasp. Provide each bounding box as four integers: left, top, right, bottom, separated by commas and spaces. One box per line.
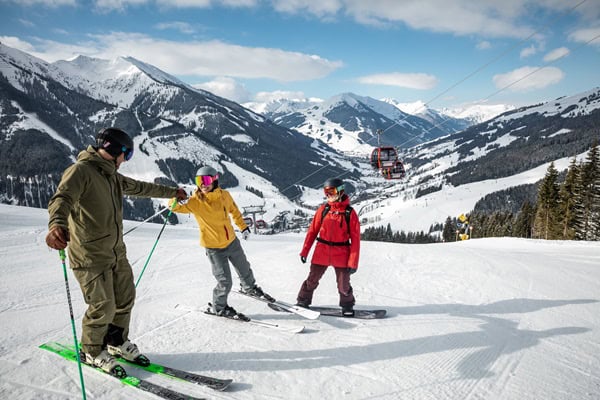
324, 177, 344, 192
96, 128, 134, 160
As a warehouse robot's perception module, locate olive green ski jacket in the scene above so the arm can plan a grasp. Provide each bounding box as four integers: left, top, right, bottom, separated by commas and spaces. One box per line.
48, 146, 178, 268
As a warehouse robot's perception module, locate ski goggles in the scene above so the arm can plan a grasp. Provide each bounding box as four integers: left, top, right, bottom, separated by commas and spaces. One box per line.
324, 185, 343, 196
122, 146, 134, 161
195, 174, 219, 186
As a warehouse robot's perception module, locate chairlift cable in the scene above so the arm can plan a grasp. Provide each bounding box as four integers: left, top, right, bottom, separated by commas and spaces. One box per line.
278, 1, 590, 197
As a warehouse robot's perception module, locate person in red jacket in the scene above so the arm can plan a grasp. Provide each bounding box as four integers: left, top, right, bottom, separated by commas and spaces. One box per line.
297, 178, 360, 316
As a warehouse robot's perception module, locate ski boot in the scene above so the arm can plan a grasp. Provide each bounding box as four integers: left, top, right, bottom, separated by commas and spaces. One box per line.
207, 303, 250, 321
342, 305, 355, 317
296, 300, 310, 309
107, 340, 150, 367
241, 284, 276, 302
81, 349, 127, 378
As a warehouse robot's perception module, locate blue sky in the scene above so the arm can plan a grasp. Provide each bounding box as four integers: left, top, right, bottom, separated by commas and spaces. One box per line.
1, 0, 599, 109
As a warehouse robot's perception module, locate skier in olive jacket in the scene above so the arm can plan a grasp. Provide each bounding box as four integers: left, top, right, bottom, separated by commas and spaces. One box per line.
45, 128, 187, 376
297, 178, 360, 316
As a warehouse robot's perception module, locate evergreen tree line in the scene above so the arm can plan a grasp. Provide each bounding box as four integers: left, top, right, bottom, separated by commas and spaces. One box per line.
441, 141, 600, 241
245, 186, 264, 198
361, 223, 441, 244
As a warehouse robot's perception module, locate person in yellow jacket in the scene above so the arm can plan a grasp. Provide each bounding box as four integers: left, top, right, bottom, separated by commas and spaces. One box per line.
172, 166, 273, 317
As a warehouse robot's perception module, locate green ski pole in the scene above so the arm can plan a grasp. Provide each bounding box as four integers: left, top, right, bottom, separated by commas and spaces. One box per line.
135, 200, 177, 288
59, 249, 87, 400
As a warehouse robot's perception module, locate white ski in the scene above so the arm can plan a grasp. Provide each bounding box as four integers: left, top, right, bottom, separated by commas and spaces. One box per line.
174, 304, 305, 334
233, 290, 321, 320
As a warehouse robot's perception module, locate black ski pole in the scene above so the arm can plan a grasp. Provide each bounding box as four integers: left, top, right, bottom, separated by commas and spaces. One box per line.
59, 249, 87, 400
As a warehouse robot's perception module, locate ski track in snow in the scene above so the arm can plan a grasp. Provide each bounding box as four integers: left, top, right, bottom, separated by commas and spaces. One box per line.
1, 204, 600, 399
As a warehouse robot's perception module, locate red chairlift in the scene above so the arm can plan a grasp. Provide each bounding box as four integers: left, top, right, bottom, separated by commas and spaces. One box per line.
381, 160, 406, 180
370, 129, 406, 180
369, 146, 398, 169
255, 220, 267, 229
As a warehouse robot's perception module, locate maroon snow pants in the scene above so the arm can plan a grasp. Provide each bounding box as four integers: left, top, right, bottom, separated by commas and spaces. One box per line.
297, 264, 355, 307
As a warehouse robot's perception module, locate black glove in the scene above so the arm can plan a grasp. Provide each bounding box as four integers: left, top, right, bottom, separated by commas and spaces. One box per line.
347, 267, 356, 275
300, 256, 307, 264
242, 227, 250, 240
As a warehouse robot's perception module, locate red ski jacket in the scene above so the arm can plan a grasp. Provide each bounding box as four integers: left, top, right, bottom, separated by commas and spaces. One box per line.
300, 195, 360, 269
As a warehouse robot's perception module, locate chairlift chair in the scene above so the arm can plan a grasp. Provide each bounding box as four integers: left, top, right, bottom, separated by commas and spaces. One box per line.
381, 160, 406, 180
370, 146, 398, 169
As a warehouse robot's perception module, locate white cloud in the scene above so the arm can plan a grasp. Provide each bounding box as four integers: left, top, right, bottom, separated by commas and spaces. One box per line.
3, 37, 101, 62
493, 66, 564, 92
270, 1, 600, 41
569, 27, 600, 47
272, 0, 342, 18
154, 21, 196, 34
193, 77, 252, 102
18, 19, 35, 27
0, 36, 37, 53
95, 0, 148, 11
275, 0, 536, 38
6, 34, 342, 82
476, 41, 491, 50
5, 0, 76, 5
543, 47, 570, 62
357, 72, 438, 90
94, 0, 256, 11
254, 90, 307, 102
520, 44, 537, 58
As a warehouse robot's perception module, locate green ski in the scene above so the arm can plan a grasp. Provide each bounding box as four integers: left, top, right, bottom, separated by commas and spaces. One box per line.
40, 342, 205, 400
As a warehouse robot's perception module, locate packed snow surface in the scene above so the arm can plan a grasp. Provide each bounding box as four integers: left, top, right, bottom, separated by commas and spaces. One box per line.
0, 204, 599, 399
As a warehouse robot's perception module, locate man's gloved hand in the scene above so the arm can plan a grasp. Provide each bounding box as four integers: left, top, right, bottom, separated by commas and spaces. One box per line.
242, 227, 250, 240
175, 188, 188, 202
347, 267, 356, 275
300, 256, 307, 264
46, 226, 70, 250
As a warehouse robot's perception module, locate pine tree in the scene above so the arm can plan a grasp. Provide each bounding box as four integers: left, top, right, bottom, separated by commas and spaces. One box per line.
533, 162, 561, 239
513, 200, 535, 238
558, 158, 579, 239
586, 142, 600, 240
574, 142, 600, 240
442, 216, 455, 242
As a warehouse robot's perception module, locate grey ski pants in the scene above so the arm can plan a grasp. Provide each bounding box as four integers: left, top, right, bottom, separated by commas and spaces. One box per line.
205, 237, 256, 312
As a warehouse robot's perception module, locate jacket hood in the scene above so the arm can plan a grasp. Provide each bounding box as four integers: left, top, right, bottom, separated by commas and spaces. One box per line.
77, 145, 117, 176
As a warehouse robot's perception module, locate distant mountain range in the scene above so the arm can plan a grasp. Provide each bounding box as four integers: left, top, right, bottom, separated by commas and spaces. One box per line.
244, 96, 514, 155
0, 42, 351, 220
1, 41, 598, 231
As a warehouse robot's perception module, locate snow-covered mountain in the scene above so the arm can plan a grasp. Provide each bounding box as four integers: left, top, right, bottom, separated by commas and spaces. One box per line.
246, 93, 455, 155
2, 41, 599, 234
441, 103, 516, 124
0, 42, 352, 221
381, 98, 473, 134
352, 87, 600, 232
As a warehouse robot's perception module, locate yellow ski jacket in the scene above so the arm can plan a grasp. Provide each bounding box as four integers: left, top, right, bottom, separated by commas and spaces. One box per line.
172, 188, 248, 249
